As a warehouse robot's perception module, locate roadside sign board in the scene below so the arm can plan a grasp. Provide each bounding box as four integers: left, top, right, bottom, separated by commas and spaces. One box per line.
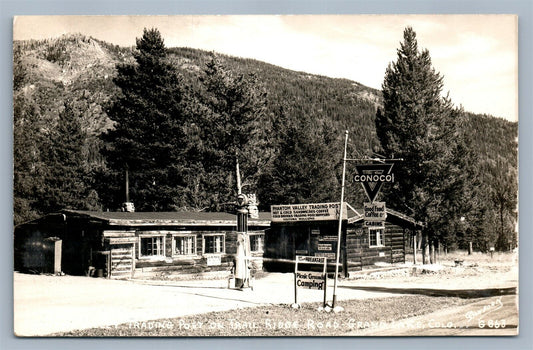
318, 244, 332, 251
315, 252, 336, 259
294, 256, 327, 307
295, 272, 326, 290
365, 221, 385, 228
364, 202, 387, 221
316, 238, 336, 259
271, 202, 347, 222
297, 255, 325, 263
107, 237, 137, 244
319, 235, 338, 241
353, 164, 395, 202
206, 255, 222, 266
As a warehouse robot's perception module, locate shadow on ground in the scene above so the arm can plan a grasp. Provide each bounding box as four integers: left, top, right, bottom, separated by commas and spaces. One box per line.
340, 285, 517, 298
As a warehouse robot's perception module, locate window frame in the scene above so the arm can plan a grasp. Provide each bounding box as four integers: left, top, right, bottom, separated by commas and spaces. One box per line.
171, 232, 198, 258
138, 233, 166, 258
202, 233, 226, 255
368, 227, 385, 248
249, 232, 264, 253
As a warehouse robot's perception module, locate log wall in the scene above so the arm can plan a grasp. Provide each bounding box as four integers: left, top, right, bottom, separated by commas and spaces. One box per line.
266, 220, 406, 274
133, 228, 265, 278
345, 222, 405, 273
109, 243, 134, 279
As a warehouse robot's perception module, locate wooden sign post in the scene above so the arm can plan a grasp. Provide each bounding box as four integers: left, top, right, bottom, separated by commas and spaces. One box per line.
294, 256, 328, 307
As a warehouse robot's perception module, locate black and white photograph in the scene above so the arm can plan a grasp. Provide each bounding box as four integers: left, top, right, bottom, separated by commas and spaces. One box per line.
12, 14, 519, 337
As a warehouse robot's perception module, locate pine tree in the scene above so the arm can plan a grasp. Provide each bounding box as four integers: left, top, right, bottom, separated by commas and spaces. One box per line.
375, 27, 468, 261
258, 115, 341, 207
102, 28, 190, 211
193, 54, 268, 209
490, 157, 518, 251
13, 45, 27, 91
13, 94, 46, 224
37, 100, 100, 213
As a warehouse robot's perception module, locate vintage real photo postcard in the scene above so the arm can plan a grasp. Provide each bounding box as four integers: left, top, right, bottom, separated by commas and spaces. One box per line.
13, 15, 518, 337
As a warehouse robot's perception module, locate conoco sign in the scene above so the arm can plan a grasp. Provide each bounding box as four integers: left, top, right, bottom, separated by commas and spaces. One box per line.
353, 163, 395, 202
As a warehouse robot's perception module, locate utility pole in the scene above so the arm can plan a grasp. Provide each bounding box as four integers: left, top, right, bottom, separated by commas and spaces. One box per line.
332, 147, 404, 307
332, 130, 349, 308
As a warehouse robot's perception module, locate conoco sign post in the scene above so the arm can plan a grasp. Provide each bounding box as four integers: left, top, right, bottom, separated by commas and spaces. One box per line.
353, 163, 396, 203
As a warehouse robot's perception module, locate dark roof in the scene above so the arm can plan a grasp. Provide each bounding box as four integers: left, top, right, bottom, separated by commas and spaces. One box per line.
19, 204, 421, 229
62, 210, 271, 227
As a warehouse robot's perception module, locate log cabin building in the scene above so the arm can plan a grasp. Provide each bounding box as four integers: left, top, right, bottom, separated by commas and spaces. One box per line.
14, 210, 270, 279
264, 202, 423, 276
14, 202, 422, 279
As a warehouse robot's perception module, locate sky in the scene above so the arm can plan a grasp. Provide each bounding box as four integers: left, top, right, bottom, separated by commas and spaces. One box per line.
13, 15, 518, 122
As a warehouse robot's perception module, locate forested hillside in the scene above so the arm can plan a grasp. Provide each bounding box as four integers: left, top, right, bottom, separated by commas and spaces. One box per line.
13, 32, 517, 251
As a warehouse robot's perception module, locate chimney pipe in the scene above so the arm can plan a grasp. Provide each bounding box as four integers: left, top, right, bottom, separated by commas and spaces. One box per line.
125, 166, 129, 203
122, 164, 135, 212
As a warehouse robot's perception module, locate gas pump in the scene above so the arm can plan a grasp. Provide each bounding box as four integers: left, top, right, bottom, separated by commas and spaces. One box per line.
234, 193, 252, 289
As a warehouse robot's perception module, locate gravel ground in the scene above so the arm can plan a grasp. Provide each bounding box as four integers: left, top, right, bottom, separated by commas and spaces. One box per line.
14, 272, 403, 336
348, 251, 518, 290
56, 295, 476, 337
14, 251, 518, 337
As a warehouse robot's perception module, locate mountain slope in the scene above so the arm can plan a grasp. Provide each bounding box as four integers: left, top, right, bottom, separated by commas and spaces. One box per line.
13, 34, 518, 224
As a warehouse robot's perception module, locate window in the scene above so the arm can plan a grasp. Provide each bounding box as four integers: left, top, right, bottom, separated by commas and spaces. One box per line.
172, 234, 197, 256
250, 234, 264, 252
369, 228, 384, 247
140, 235, 165, 257
203, 234, 225, 254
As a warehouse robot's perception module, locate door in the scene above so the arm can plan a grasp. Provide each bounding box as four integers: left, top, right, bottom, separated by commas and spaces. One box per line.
294, 227, 310, 256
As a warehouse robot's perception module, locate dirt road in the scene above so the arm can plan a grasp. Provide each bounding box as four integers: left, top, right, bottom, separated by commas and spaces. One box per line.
348, 295, 518, 336
14, 272, 403, 336
14, 259, 519, 337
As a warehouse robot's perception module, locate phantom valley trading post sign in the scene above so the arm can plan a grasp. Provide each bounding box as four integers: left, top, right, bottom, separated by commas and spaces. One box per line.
271, 202, 347, 223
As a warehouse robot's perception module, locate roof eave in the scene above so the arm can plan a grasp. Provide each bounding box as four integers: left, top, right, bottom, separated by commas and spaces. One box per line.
347, 209, 424, 228
106, 219, 271, 227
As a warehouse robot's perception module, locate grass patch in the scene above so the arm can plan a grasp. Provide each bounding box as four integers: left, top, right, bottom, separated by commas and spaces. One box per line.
406, 250, 516, 266
56, 295, 476, 337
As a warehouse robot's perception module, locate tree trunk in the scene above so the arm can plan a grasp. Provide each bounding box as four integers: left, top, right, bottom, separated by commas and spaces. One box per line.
421, 234, 427, 264
413, 233, 417, 265
500, 204, 505, 251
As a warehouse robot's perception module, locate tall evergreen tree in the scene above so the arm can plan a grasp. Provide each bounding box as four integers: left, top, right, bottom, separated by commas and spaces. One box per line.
258, 115, 341, 207
13, 94, 46, 224
375, 27, 468, 261
489, 157, 518, 251
102, 28, 190, 211
192, 54, 267, 209
38, 100, 99, 213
